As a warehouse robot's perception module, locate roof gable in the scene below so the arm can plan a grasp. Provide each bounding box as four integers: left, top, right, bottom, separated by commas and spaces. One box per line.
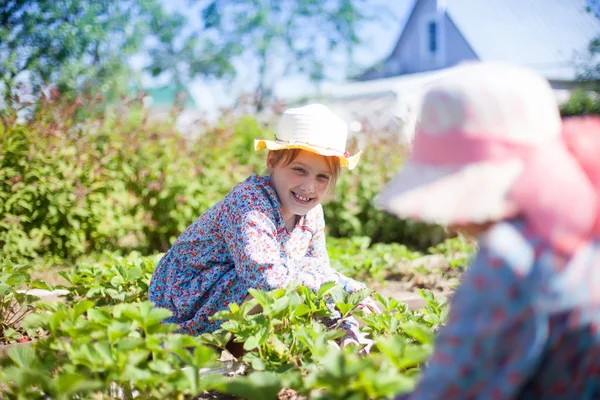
369, 0, 599, 81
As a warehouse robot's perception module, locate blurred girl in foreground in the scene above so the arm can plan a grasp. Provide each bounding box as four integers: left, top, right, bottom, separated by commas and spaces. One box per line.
378, 62, 600, 399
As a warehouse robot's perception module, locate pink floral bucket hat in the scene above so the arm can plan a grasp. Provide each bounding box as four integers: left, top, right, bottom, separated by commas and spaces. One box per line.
254, 103, 362, 170
376, 62, 600, 255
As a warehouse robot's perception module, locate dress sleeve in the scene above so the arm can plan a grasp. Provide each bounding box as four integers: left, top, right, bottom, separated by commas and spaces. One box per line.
402, 224, 548, 399
224, 206, 342, 293
302, 205, 366, 293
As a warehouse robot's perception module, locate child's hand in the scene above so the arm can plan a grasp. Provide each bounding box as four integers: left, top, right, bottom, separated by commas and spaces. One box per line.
340, 326, 374, 355
338, 318, 374, 355
357, 296, 382, 315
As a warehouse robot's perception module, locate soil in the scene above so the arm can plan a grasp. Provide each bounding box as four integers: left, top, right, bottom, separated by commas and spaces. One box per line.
374, 252, 467, 308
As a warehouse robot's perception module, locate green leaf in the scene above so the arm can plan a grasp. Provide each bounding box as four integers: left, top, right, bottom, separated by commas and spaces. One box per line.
30, 280, 52, 291
55, 372, 103, 395
400, 321, 435, 345
243, 335, 260, 351
417, 289, 434, 303
397, 344, 433, 370
247, 288, 274, 308
191, 345, 217, 367
335, 302, 355, 317
317, 281, 336, 297
144, 307, 172, 327
87, 308, 111, 324
127, 350, 150, 366
292, 303, 311, 318
149, 360, 173, 374
73, 300, 95, 318
223, 371, 282, 400
127, 266, 142, 281
199, 331, 232, 348
0, 283, 12, 296
7, 345, 37, 368
348, 288, 371, 306
22, 312, 51, 330
251, 356, 266, 371
6, 273, 28, 286
92, 342, 114, 366
122, 365, 153, 382
110, 275, 125, 287
108, 321, 132, 342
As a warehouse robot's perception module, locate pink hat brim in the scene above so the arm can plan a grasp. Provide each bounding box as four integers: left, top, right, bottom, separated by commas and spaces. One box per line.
376, 159, 524, 225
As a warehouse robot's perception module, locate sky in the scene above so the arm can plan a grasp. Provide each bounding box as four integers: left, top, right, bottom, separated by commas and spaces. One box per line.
138, 0, 414, 118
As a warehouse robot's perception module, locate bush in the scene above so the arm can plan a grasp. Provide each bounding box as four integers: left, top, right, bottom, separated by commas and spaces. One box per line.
0, 120, 135, 261
560, 90, 600, 117
1, 96, 447, 263
0, 262, 53, 343
324, 137, 448, 249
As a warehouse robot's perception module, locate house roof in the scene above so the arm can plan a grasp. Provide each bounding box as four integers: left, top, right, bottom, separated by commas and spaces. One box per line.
445, 0, 599, 80
375, 0, 599, 81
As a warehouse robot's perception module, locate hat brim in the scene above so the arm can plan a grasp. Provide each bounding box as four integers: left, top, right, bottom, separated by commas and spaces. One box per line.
254, 139, 361, 170
376, 159, 524, 225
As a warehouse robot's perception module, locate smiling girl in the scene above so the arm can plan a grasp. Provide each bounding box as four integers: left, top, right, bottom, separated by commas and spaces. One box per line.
149, 104, 379, 349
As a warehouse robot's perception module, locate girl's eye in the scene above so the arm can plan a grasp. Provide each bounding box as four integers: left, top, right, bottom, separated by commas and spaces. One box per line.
318, 175, 331, 182
293, 167, 306, 174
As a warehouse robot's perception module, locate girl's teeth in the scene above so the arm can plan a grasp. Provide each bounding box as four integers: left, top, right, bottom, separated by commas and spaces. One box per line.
294, 193, 310, 202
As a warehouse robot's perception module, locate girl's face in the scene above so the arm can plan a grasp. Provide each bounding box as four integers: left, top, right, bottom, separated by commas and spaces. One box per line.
267, 150, 333, 225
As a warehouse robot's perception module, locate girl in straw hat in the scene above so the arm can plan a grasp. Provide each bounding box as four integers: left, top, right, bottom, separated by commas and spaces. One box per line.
379, 62, 600, 399
149, 103, 379, 354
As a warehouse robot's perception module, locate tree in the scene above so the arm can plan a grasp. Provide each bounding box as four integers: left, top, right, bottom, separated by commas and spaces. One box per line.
195, 0, 369, 109
577, 0, 600, 89
0, 0, 236, 110
1, 0, 371, 112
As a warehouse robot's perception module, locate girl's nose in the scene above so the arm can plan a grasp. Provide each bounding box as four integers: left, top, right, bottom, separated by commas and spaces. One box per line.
301, 178, 315, 193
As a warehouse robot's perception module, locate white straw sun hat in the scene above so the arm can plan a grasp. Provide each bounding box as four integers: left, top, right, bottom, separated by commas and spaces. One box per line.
254, 103, 362, 170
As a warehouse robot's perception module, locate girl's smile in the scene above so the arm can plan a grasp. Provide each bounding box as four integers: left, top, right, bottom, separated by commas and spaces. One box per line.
267, 150, 333, 231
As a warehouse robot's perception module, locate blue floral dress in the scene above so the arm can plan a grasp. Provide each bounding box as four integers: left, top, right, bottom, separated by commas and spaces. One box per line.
149, 174, 365, 335
398, 218, 600, 399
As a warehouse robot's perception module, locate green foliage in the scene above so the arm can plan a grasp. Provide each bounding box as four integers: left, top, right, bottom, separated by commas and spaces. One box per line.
327, 236, 421, 282
58, 252, 159, 306
428, 235, 477, 271
0, 107, 136, 261
0, 262, 52, 343
0, 301, 221, 399
204, 284, 446, 399
0, 0, 241, 109
560, 90, 600, 116
1, 248, 450, 399
1, 0, 374, 112
197, 0, 369, 107
1, 97, 447, 263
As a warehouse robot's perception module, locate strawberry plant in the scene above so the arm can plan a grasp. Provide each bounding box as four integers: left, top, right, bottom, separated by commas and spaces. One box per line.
327, 236, 422, 282
0, 280, 448, 399
0, 262, 53, 344
58, 252, 158, 306
205, 285, 445, 399
0, 301, 222, 399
